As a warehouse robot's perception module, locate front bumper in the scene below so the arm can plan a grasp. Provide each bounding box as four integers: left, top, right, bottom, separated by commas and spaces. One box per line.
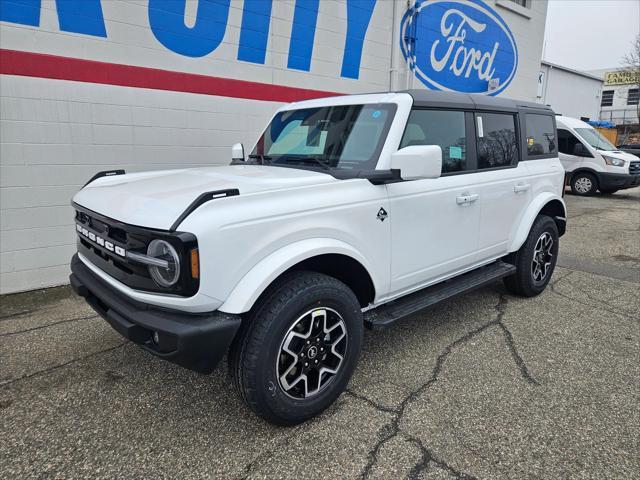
596, 172, 640, 190
70, 254, 241, 373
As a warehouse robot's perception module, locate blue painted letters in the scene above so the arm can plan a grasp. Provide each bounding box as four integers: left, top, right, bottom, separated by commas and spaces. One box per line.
287, 0, 319, 71
237, 0, 272, 64
148, 0, 230, 58
0, 0, 106, 36
341, 0, 376, 79
0, 0, 378, 80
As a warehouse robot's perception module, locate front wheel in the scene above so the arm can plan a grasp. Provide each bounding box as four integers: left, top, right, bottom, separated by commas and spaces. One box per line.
570, 172, 598, 196
504, 215, 559, 297
229, 271, 363, 425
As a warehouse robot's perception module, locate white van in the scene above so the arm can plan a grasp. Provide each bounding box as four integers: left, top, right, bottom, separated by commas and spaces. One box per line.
556, 116, 640, 195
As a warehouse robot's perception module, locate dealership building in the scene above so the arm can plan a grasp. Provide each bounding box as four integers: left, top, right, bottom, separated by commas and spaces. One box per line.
0, 0, 550, 293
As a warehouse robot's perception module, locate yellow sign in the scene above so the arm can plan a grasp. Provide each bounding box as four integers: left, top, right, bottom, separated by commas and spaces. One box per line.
604, 70, 639, 86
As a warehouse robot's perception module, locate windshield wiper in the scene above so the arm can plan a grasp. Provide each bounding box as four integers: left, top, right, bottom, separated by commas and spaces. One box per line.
283, 156, 332, 171
248, 154, 272, 165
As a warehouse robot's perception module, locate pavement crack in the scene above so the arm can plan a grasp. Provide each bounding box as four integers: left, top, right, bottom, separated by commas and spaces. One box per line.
549, 281, 633, 319
358, 308, 501, 479
345, 389, 399, 414
241, 434, 293, 480
496, 322, 540, 386
404, 432, 477, 480
494, 295, 540, 386
0, 314, 98, 338
550, 270, 574, 287
356, 293, 540, 479
0, 308, 40, 321
240, 414, 327, 480
0, 341, 128, 388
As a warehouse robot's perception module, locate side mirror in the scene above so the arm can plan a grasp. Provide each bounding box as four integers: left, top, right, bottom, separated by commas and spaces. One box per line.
231, 143, 245, 162
572, 143, 587, 156
390, 145, 442, 180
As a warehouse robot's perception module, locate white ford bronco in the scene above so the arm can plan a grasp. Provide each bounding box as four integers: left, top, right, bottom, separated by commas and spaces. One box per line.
70, 91, 566, 424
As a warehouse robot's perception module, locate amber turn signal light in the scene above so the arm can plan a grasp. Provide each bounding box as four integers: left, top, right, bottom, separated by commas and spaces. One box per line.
190, 248, 199, 279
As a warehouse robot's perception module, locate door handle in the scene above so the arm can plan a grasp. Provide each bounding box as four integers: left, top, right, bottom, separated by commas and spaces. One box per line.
514, 183, 530, 193
456, 193, 479, 205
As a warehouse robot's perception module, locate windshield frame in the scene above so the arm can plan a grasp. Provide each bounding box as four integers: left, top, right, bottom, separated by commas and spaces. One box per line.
250, 103, 398, 173
574, 127, 617, 152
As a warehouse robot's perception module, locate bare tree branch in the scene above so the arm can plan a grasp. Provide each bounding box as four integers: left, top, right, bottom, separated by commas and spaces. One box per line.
620, 34, 640, 123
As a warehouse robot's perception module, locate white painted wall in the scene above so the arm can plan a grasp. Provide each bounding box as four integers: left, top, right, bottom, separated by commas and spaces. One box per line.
538, 63, 603, 120
0, 0, 548, 294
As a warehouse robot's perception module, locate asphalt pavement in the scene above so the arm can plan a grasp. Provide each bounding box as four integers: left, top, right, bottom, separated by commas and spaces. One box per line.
1, 188, 638, 479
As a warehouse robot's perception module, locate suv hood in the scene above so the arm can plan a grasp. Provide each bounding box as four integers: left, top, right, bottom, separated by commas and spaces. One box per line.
73, 165, 336, 230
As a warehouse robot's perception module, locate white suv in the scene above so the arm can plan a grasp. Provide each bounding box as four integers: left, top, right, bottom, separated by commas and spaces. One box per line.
70, 91, 566, 424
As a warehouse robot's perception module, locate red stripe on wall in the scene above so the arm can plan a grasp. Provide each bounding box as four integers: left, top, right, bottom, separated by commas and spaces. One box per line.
0, 49, 341, 102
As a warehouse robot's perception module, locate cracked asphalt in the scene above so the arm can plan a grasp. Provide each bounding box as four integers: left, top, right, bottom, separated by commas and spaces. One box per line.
1, 188, 639, 479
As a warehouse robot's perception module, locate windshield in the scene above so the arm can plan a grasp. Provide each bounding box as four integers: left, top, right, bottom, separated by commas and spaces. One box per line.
251, 104, 397, 170
575, 128, 617, 151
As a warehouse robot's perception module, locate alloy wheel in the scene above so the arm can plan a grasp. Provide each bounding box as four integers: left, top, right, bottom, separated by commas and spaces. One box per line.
531, 232, 554, 283
277, 308, 347, 399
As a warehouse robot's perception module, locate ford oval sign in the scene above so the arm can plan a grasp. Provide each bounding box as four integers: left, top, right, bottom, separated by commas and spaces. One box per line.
400, 0, 518, 95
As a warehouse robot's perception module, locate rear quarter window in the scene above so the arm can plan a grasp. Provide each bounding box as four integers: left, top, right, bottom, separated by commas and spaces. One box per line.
525, 114, 557, 159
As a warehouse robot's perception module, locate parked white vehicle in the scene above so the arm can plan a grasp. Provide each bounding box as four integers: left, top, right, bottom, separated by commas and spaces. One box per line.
556, 116, 640, 195
70, 91, 566, 424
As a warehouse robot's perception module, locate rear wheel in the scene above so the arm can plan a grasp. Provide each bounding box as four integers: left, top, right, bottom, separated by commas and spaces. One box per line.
229, 271, 363, 425
504, 215, 559, 297
570, 172, 598, 196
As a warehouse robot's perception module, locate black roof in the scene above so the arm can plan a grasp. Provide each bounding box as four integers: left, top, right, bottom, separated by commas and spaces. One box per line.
400, 89, 554, 113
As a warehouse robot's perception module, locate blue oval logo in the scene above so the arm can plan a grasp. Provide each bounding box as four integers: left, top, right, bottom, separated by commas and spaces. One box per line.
400, 0, 518, 95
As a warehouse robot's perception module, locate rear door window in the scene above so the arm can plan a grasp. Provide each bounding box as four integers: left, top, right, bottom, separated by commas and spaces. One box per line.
475, 113, 518, 169
525, 114, 557, 158
400, 110, 467, 173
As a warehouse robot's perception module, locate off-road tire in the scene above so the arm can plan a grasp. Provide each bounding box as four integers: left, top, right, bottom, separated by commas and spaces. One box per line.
504, 215, 559, 297
229, 271, 363, 425
570, 172, 598, 196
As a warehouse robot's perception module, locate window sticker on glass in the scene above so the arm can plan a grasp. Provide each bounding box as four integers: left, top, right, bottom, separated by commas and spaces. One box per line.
449, 146, 462, 159
372, 110, 381, 119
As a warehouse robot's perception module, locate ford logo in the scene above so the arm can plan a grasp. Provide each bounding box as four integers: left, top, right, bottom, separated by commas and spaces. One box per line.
400, 0, 518, 95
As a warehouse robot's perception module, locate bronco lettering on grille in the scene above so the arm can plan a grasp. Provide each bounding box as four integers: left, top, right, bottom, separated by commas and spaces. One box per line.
76, 224, 126, 257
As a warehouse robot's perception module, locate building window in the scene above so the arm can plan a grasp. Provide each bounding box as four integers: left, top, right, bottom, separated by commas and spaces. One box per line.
628, 88, 639, 106
601, 90, 614, 107
509, 0, 529, 7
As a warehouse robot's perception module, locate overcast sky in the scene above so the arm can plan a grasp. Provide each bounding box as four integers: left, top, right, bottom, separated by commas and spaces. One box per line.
543, 0, 640, 72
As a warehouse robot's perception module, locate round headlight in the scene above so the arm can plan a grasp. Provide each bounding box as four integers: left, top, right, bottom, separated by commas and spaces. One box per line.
147, 239, 180, 287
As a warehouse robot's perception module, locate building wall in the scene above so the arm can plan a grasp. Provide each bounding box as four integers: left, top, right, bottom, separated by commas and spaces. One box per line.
600, 84, 639, 125
589, 68, 640, 125
538, 63, 603, 120
0, 0, 549, 294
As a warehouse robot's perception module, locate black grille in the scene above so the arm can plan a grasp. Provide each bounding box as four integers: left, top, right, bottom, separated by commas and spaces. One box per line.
74, 204, 199, 297
629, 161, 640, 174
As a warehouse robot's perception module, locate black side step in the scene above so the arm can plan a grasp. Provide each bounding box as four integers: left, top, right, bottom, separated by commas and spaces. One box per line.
364, 261, 516, 330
